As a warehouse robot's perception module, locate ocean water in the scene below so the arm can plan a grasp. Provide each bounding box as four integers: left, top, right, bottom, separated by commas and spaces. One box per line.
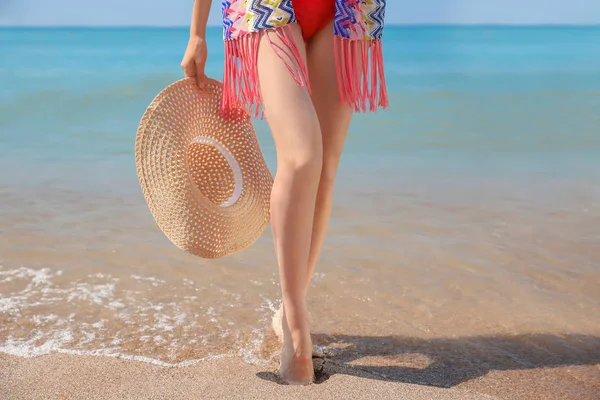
1, 26, 599, 394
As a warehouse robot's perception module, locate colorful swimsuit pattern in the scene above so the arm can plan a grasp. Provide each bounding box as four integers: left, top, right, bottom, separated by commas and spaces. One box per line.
221, 0, 388, 118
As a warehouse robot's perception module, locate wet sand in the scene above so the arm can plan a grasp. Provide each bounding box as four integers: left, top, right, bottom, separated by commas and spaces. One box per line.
2, 177, 600, 399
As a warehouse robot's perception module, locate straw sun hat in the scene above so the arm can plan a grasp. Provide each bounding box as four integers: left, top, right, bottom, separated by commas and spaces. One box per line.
135, 78, 273, 258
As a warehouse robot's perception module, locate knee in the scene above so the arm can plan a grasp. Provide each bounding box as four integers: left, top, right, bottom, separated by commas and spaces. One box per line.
279, 126, 323, 179
283, 150, 323, 180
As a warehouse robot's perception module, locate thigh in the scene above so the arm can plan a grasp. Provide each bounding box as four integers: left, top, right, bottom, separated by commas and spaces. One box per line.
306, 21, 353, 162
257, 25, 321, 162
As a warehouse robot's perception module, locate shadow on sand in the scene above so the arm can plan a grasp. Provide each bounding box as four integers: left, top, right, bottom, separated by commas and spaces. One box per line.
258, 333, 600, 387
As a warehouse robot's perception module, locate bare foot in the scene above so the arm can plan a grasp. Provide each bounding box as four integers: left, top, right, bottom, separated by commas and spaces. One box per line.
271, 305, 284, 343
277, 308, 314, 385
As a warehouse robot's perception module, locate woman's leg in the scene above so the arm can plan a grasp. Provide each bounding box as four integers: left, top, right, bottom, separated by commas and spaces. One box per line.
305, 21, 354, 290
257, 25, 322, 385
271, 21, 354, 343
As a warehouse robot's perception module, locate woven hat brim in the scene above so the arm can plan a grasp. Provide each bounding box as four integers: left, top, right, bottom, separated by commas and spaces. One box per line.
135, 78, 273, 258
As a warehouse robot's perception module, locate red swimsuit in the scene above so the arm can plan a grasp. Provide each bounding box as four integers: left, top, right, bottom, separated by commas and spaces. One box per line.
293, 0, 336, 40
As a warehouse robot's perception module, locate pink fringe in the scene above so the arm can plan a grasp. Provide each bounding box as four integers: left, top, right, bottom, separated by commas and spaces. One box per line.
334, 37, 389, 113
221, 25, 310, 119
221, 26, 388, 118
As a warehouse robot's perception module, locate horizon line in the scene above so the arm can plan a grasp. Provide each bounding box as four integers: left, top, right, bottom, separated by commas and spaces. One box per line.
1, 22, 599, 29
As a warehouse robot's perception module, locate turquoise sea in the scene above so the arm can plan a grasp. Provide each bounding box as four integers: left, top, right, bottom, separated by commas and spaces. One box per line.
1, 26, 600, 189
1, 27, 599, 397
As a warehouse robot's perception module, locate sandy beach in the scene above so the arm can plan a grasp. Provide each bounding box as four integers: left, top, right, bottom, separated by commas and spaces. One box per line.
0, 353, 516, 400
0, 353, 502, 400
2, 347, 599, 400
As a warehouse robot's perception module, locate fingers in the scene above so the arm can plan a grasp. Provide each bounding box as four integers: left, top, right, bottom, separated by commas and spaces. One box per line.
182, 59, 196, 80
196, 72, 207, 89
182, 60, 207, 89
194, 56, 207, 89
